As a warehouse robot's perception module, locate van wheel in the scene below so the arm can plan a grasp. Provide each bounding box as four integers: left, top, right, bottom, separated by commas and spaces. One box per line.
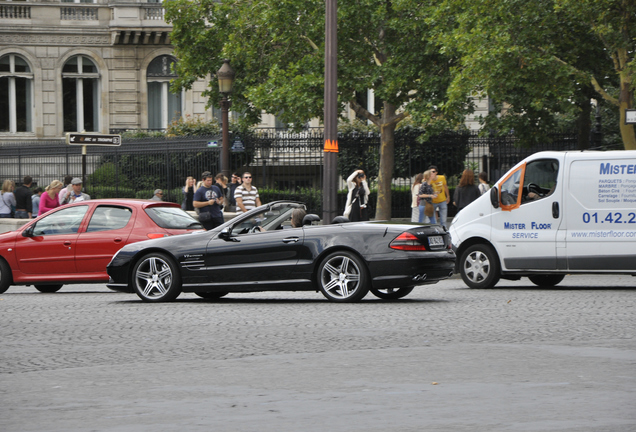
528, 275, 565, 287
460, 244, 500, 289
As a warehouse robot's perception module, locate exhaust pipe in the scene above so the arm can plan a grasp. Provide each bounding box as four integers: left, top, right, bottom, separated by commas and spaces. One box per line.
412, 274, 428, 282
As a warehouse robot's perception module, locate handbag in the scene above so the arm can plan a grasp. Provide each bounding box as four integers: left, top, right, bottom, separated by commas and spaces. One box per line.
424, 200, 434, 217
198, 211, 212, 222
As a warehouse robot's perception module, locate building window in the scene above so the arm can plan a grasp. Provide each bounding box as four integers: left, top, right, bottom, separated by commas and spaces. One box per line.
0, 54, 33, 133
147, 55, 181, 130
62, 55, 99, 132
61, 0, 96, 4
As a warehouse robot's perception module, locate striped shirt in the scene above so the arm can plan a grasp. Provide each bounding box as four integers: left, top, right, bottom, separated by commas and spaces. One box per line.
234, 185, 259, 213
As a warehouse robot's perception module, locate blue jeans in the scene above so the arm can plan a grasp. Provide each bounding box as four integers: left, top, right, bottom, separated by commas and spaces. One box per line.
418, 204, 436, 224
0, 213, 12, 218
14, 210, 29, 219
433, 201, 448, 228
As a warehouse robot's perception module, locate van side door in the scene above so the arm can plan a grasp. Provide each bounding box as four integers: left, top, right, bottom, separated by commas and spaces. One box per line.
491, 157, 565, 271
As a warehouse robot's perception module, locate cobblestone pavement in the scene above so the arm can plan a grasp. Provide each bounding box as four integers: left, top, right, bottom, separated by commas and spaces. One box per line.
1, 275, 635, 432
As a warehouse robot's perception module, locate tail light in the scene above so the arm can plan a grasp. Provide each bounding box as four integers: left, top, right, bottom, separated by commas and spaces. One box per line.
147, 233, 171, 239
390, 232, 428, 251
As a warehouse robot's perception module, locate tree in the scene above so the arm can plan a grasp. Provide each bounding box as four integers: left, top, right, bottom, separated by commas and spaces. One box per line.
434, 0, 634, 149
165, 0, 468, 219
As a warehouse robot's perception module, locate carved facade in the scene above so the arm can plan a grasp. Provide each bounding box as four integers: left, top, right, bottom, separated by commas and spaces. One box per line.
0, 0, 217, 142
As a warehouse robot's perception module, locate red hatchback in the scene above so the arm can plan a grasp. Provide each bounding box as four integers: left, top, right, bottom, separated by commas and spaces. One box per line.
0, 199, 202, 293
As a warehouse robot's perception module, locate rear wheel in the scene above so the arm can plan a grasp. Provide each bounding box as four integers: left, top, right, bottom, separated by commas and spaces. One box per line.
460, 244, 500, 289
318, 251, 369, 302
132, 252, 182, 302
195, 291, 229, 299
370, 286, 414, 300
0, 259, 11, 293
528, 274, 565, 287
34, 284, 63, 293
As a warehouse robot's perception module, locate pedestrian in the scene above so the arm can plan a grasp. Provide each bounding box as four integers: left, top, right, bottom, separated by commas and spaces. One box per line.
14, 175, 34, 219
235, 172, 261, 214
58, 175, 73, 205
418, 170, 438, 224
226, 172, 242, 212
478, 171, 490, 195
215, 173, 228, 210
193, 172, 224, 230
182, 176, 195, 211
411, 173, 423, 222
0, 180, 16, 218
40, 180, 64, 215
453, 169, 481, 213
31, 187, 43, 218
428, 165, 450, 228
344, 169, 371, 222
63, 178, 90, 203
150, 189, 163, 201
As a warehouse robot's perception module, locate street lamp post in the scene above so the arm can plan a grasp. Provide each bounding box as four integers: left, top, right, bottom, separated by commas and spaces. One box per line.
217, 59, 235, 178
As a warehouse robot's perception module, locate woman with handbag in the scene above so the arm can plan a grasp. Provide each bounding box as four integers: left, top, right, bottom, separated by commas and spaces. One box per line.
418, 170, 438, 224
344, 169, 370, 222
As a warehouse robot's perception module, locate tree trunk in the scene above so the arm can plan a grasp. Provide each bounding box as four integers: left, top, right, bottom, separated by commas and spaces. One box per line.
618, 74, 636, 150
376, 102, 397, 221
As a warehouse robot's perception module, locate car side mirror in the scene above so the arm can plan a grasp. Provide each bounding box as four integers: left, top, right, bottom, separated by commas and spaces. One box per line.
219, 227, 239, 242
219, 227, 231, 240
490, 187, 499, 209
22, 226, 34, 237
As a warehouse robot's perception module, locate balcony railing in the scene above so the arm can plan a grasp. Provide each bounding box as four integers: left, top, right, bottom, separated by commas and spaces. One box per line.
0, 5, 31, 19
61, 7, 98, 21
143, 6, 164, 20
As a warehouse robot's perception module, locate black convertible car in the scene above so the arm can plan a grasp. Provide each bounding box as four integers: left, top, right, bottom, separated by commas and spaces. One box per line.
107, 201, 455, 302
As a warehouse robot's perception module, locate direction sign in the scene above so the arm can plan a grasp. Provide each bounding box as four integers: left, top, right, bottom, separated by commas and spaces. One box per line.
66, 133, 121, 146
626, 109, 636, 125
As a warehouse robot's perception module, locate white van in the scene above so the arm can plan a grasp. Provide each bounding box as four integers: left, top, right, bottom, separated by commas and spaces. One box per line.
449, 150, 636, 288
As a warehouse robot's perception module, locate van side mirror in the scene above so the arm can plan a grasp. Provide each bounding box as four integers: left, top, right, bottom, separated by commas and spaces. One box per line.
490, 187, 499, 209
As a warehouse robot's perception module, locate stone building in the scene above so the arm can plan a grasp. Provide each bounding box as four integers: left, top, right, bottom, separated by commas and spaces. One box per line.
0, 0, 219, 143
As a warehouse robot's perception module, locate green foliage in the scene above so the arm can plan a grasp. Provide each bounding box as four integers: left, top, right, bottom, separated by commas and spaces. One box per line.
86, 186, 136, 199
87, 163, 130, 188
166, 116, 221, 137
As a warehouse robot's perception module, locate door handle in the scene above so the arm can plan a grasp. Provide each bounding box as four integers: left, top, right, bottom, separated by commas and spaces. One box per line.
282, 237, 300, 243
114, 237, 122, 243
63, 241, 72, 246
552, 201, 559, 219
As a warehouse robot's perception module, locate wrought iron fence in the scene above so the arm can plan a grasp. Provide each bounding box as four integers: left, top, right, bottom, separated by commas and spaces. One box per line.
0, 129, 581, 218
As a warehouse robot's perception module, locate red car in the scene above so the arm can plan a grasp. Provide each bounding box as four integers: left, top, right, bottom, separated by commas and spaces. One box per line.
0, 199, 202, 293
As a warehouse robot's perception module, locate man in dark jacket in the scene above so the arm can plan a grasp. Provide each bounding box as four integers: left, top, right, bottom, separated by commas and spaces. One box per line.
14, 175, 33, 219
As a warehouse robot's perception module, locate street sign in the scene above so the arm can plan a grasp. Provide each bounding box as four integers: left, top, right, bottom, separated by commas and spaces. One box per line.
625, 109, 636, 125
66, 133, 121, 146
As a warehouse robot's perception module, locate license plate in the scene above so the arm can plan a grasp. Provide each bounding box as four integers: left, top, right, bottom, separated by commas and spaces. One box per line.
428, 236, 444, 247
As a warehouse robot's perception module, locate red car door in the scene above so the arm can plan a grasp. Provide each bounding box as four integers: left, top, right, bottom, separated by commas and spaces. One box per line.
14, 205, 89, 275
74, 205, 136, 275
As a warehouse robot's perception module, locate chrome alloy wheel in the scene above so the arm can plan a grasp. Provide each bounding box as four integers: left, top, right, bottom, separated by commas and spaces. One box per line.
318, 252, 369, 302
133, 253, 181, 302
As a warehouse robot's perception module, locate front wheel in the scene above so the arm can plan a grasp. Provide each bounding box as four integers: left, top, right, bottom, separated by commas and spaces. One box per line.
34, 284, 63, 293
0, 259, 11, 293
317, 251, 369, 302
460, 244, 500, 289
370, 286, 414, 300
132, 252, 182, 302
528, 274, 565, 287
